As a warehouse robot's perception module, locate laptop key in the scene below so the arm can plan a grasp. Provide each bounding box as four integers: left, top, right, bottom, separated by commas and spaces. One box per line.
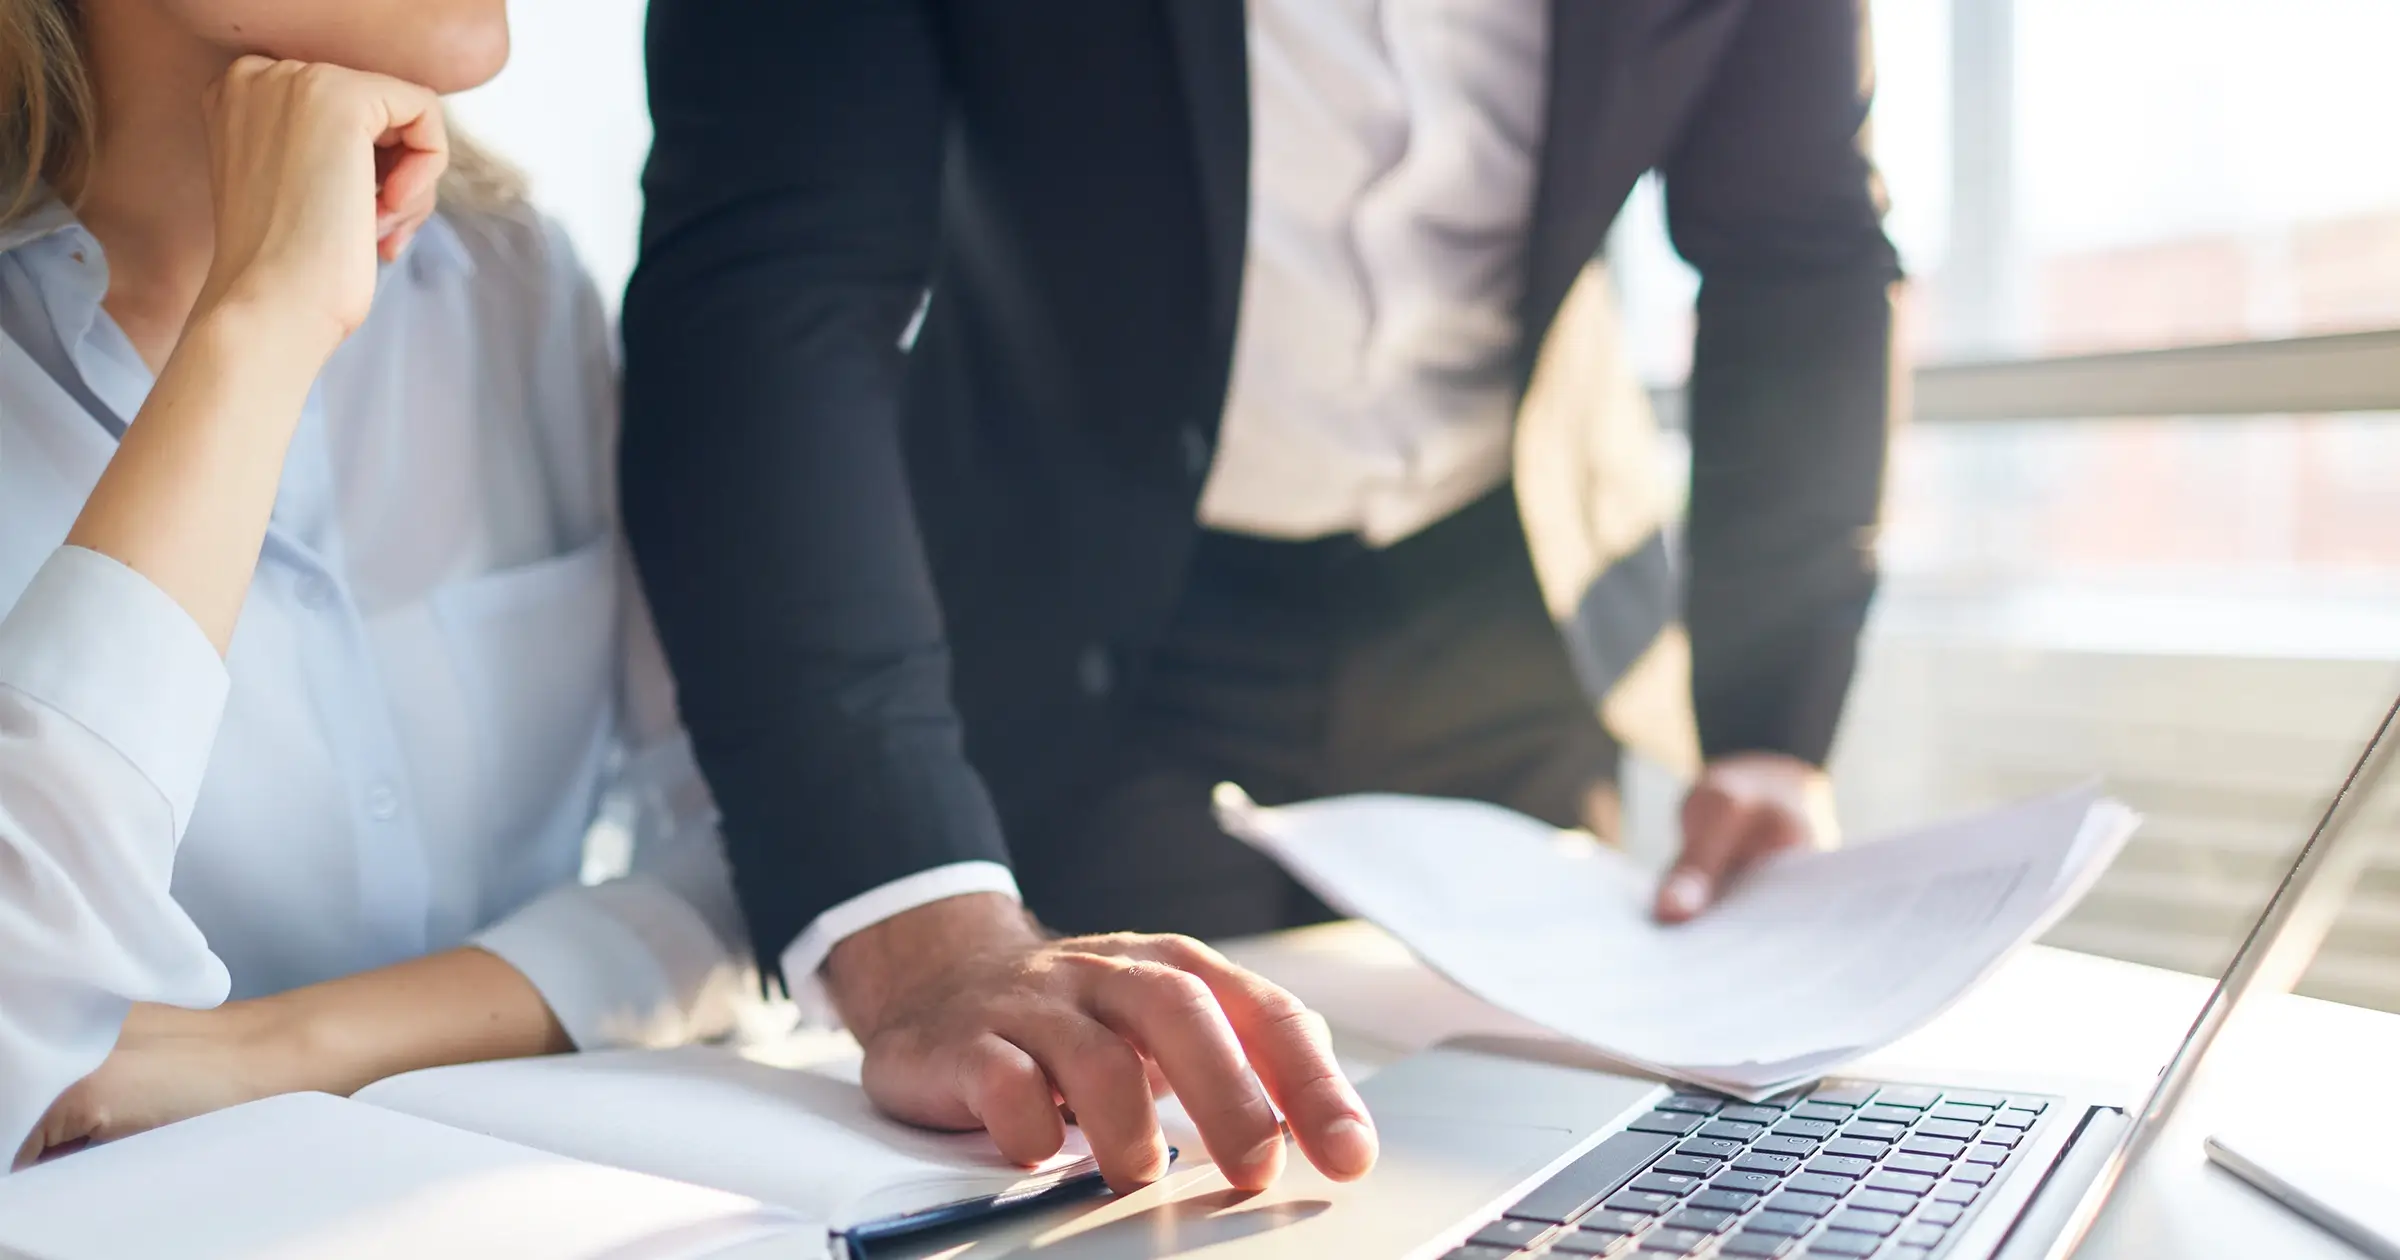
1581, 1210, 1653, 1233
1503, 1130, 1677, 1224
1822, 1138, 1889, 1160
1734, 1152, 1802, 1175
1917, 1119, 1981, 1141
1551, 1230, 1634, 1256
1843, 1120, 1909, 1142
1885, 1154, 1950, 1176
1803, 1232, 1879, 1257
1932, 1181, 1980, 1205
1960, 1151, 2005, 1174
1858, 1105, 1921, 1126
1720, 1233, 1794, 1258
1679, 1138, 1747, 1160
1690, 1188, 1759, 1212
1754, 1135, 1822, 1157
1630, 1172, 1704, 1196
1700, 1120, 1767, 1142
1874, 1087, 1942, 1110
1630, 1110, 1706, 1137
1919, 1202, 1966, 1226
1659, 1093, 1728, 1115
1931, 1103, 1995, 1123
1963, 1144, 2010, 1166
1979, 1127, 2022, 1149
1442, 1249, 1518, 1260
1605, 1190, 1680, 1215
1900, 1223, 1948, 1246
1773, 1118, 1840, 1140
1866, 1171, 1937, 1196
1468, 1219, 1550, 1250
1947, 1090, 2011, 1108
1785, 1173, 1855, 1197
1791, 1102, 1854, 1123
1805, 1156, 1874, 1179
1746, 1211, 1817, 1237
1720, 1104, 1784, 1125
1764, 1191, 1840, 1217
1850, 1190, 1919, 1215
1898, 1135, 1966, 1159
1712, 1171, 1784, 1194
1827, 1208, 1904, 1236
1809, 1084, 1879, 1108
1639, 1227, 1713, 1254
1992, 1108, 2039, 1130
1655, 1154, 1721, 1177
1664, 1207, 1738, 1233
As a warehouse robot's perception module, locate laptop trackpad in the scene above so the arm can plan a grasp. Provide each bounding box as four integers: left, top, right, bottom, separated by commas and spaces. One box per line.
965, 1111, 1577, 1259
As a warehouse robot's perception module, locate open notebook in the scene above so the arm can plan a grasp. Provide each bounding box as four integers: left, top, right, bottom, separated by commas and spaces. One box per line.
355, 1040, 1100, 1235
0, 1042, 1100, 1259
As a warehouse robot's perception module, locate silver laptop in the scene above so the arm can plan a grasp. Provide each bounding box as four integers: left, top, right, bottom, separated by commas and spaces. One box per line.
880, 691, 2400, 1260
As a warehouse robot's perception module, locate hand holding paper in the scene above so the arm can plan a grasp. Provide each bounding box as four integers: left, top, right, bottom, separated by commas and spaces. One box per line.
1217, 784, 2137, 1098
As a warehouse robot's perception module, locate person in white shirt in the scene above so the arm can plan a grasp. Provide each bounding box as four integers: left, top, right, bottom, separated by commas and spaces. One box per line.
0, 0, 760, 1166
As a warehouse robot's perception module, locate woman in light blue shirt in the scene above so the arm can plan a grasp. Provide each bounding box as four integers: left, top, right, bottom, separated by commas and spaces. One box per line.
2, 0, 748, 1165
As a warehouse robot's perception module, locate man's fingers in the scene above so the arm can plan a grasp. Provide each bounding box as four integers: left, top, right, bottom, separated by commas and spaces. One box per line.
1146, 940, 1377, 1182
1657, 786, 1748, 922
1659, 789, 1812, 922
957, 1034, 1068, 1168
1003, 1008, 1167, 1192
1088, 959, 1286, 1191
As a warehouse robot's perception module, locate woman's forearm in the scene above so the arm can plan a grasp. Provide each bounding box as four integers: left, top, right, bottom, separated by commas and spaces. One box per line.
250, 947, 570, 1097
64, 301, 336, 654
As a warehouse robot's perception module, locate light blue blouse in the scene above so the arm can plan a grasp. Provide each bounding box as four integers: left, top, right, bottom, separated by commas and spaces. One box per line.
0, 198, 750, 1157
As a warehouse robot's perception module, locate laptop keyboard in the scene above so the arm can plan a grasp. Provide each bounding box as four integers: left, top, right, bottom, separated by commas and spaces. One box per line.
1449, 1082, 2057, 1260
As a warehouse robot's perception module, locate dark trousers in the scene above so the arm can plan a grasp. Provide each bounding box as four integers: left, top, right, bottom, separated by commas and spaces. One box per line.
1011, 488, 1621, 940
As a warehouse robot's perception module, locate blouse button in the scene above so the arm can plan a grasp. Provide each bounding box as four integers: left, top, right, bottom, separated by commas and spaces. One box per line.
364, 784, 401, 822
296, 574, 338, 612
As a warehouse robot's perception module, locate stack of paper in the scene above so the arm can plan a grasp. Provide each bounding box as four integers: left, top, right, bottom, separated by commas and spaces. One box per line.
1218, 783, 2137, 1099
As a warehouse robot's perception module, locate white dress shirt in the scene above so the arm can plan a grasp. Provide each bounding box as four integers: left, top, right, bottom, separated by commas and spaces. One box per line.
776, 0, 1553, 1010
0, 199, 749, 1157
1200, 0, 1551, 546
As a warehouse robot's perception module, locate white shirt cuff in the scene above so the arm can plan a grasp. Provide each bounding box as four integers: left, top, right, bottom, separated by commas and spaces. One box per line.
473, 874, 742, 1051
0, 546, 229, 835
777, 861, 1023, 1029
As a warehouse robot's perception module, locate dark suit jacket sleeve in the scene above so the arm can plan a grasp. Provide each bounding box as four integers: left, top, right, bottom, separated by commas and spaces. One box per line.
1662, 0, 1905, 767
620, 0, 1009, 979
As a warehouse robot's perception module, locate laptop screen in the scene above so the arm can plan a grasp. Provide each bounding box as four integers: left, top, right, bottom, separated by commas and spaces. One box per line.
2046, 690, 2400, 1257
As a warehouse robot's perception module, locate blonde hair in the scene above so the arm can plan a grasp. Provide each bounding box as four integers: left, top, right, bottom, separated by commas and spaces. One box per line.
0, 0, 524, 226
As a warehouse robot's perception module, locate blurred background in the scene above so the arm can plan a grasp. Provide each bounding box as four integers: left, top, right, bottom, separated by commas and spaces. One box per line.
456, 0, 2400, 1013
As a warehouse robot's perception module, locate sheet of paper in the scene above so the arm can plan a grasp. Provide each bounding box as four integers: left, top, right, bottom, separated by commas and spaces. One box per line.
1219, 784, 2136, 1097
358, 1042, 1096, 1230
0, 1092, 818, 1260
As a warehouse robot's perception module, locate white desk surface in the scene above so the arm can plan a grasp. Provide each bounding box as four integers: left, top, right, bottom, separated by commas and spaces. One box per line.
896, 921, 2398, 1258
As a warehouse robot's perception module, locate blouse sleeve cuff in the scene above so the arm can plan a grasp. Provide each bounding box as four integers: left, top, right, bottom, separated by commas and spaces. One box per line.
777, 860, 1023, 1030
0, 546, 229, 835
472, 875, 740, 1051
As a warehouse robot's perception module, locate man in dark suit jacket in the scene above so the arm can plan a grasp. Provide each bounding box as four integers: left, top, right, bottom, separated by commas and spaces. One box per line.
624, 0, 1899, 1193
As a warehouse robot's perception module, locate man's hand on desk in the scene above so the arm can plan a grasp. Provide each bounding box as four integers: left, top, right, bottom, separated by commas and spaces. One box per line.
1654, 752, 1838, 923
825, 892, 1380, 1194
